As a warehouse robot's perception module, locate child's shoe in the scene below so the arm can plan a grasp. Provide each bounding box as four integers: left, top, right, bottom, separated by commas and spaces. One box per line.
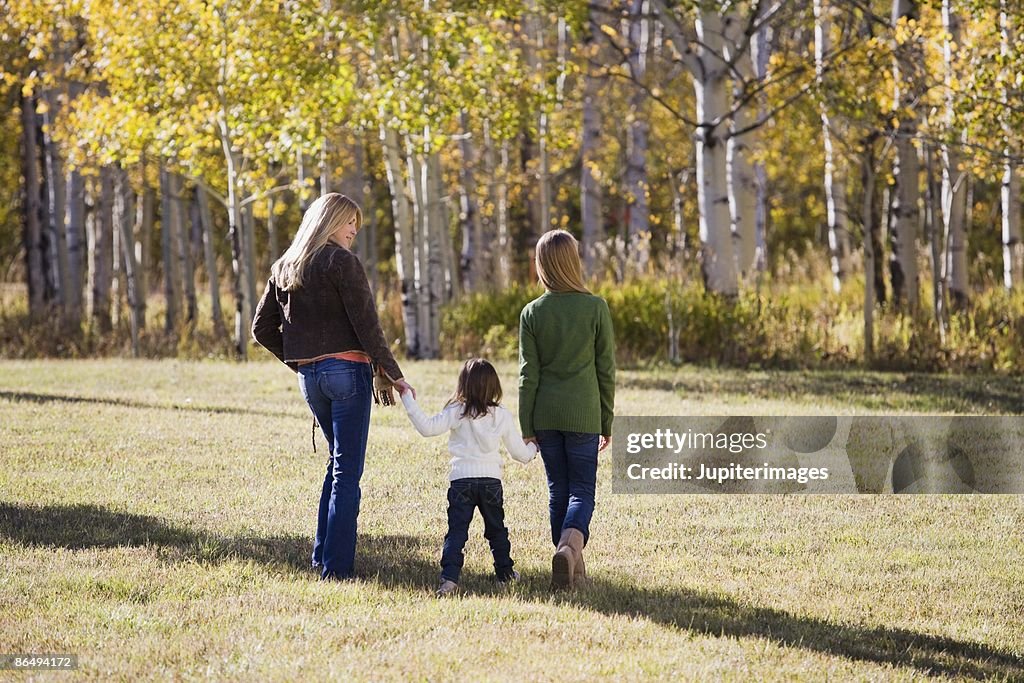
436, 579, 459, 597
497, 570, 520, 585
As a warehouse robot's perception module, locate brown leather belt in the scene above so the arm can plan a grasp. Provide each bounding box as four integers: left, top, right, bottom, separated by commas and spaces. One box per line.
296, 350, 372, 366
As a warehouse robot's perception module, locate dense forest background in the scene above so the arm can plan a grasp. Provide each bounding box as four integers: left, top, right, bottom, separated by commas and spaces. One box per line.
1, 0, 1022, 371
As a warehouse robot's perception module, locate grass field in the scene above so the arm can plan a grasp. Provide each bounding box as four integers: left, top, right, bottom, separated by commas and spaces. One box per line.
2, 359, 1023, 681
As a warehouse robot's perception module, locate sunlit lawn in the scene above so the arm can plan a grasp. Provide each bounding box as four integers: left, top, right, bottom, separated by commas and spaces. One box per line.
2, 359, 1022, 680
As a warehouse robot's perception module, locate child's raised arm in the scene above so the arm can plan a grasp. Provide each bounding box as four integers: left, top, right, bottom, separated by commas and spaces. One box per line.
499, 409, 538, 464
401, 393, 457, 437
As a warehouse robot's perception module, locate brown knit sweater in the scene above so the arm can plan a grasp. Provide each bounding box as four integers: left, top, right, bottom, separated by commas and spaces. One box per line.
251, 243, 403, 381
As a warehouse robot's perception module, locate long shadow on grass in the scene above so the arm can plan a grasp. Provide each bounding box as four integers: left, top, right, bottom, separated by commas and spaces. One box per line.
5, 501, 1020, 678
541, 575, 1024, 680
0, 501, 440, 586
0, 390, 299, 418
620, 371, 1024, 415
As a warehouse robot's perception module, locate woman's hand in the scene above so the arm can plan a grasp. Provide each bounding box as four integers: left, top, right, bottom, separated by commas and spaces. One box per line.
394, 378, 416, 399
598, 435, 612, 452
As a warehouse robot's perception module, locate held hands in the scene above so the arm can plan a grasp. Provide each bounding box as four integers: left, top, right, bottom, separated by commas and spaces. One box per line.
373, 370, 416, 406
394, 378, 416, 400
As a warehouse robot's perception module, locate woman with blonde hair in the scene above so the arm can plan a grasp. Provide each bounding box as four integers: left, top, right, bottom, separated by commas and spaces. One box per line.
519, 229, 615, 588
253, 192, 414, 581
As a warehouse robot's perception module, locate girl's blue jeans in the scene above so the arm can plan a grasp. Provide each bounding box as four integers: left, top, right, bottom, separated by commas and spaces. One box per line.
440, 477, 515, 583
297, 358, 373, 579
536, 430, 599, 547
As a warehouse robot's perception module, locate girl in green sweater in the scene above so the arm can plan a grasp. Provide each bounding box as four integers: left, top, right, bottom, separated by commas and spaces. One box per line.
518, 230, 615, 589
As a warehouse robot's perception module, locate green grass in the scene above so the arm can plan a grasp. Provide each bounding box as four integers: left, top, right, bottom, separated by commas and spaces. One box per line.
2, 360, 1023, 681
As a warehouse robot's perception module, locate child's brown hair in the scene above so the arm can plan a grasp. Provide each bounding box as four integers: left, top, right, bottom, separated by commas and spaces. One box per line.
447, 358, 502, 419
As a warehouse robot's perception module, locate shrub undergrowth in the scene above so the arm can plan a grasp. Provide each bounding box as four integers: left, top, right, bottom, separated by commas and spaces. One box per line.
2, 268, 1022, 374
441, 271, 1024, 374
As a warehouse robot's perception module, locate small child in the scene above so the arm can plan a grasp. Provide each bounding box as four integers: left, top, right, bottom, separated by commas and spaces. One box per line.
399, 358, 537, 596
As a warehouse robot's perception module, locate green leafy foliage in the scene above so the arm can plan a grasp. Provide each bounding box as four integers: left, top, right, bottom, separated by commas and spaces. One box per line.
439, 271, 1024, 373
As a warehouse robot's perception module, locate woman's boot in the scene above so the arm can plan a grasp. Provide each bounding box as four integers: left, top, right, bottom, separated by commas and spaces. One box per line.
552, 528, 584, 589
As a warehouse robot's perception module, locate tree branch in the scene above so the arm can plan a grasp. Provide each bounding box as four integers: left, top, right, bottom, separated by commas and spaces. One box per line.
240, 182, 303, 208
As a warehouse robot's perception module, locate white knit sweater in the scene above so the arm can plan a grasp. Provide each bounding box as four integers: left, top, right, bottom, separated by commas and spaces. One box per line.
401, 394, 538, 481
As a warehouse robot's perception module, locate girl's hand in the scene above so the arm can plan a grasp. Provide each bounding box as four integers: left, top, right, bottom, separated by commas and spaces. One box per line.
394, 379, 416, 399
598, 435, 612, 452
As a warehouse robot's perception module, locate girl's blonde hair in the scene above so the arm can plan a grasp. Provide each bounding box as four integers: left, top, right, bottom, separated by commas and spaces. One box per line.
271, 193, 362, 291
535, 229, 590, 294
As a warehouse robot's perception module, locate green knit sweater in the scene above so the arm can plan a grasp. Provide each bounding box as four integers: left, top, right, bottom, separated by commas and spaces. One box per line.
518, 291, 616, 437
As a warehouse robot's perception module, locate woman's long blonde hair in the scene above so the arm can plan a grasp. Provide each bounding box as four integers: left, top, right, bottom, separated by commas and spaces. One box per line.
271, 193, 362, 291
535, 229, 590, 294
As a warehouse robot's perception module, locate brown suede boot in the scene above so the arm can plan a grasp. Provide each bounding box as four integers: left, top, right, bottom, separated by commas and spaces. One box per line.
552, 528, 584, 589
574, 548, 586, 583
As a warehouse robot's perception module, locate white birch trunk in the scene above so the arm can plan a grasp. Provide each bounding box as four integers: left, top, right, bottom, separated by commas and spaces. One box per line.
925, 145, 946, 335
240, 199, 257, 324
160, 166, 180, 332
135, 167, 153, 322
694, 11, 738, 296
524, 3, 551, 237
889, 0, 921, 311
728, 43, 758, 280
65, 80, 87, 323
176, 175, 197, 323
428, 150, 451, 317
296, 152, 310, 213
115, 166, 142, 355
667, 170, 686, 363
861, 139, 879, 358
218, 121, 249, 358
266, 196, 279, 263
1003, 165, 1023, 290
1000, 0, 1023, 289
381, 125, 418, 356
195, 185, 224, 336
410, 143, 443, 358
753, 20, 769, 271
814, 0, 852, 291
626, 0, 651, 274
112, 172, 122, 327
480, 119, 503, 289
91, 171, 113, 332
652, 0, 738, 295
457, 111, 484, 292
42, 86, 68, 312
65, 168, 85, 323
496, 139, 511, 288
580, 13, 604, 278
407, 146, 432, 359
941, 0, 968, 311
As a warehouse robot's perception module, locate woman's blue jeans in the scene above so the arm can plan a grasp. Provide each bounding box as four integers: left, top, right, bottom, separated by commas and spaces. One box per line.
536, 430, 599, 547
297, 358, 373, 579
